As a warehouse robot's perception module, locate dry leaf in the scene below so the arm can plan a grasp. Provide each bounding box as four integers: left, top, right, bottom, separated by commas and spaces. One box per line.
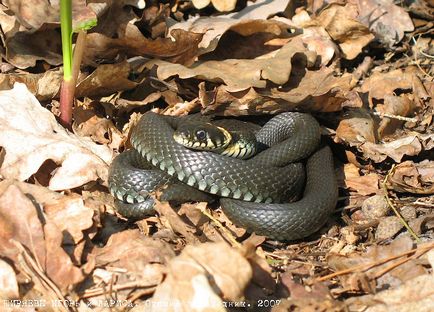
0, 185, 47, 264
388, 160, 434, 194
84, 26, 204, 66
355, 0, 414, 47
0, 185, 86, 292
360, 68, 429, 107
328, 236, 426, 292
335, 110, 376, 145
95, 229, 174, 287
171, 0, 292, 54
0, 0, 95, 69
343, 163, 380, 196
44, 220, 86, 291
44, 196, 95, 244
73, 102, 124, 151
360, 133, 434, 163
0, 69, 63, 101
145, 243, 252, 311
76, 61, 138, 98
275, 277, 340, 312
147, 38, 315, 92
376, 95, 416, 138
0, 83, 112, 190
349, 274, 434, 311
313, 4, 374, 60
201, 70, 354, 115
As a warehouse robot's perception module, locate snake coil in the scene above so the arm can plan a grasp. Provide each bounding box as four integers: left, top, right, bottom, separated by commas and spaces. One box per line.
109, 112, 338, 240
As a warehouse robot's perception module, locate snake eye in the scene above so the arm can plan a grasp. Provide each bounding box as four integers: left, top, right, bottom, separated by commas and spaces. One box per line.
195, 130, 207, 141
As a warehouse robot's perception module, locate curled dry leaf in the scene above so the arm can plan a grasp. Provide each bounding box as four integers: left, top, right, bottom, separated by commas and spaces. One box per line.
387, 160, 434, 194
335, 109, 376, 145
73, 102, 124, 151
5, 28, 63, 69
0, 83, 112, 190
313, 3, 374, 60
335, 108, 434, 163
0, 180, 95, 260
268, 68, 354, 112
274, 278, 342, 312
0, 68, 63, 101
348, 274, 434, 312
0, 185, 86, 292
153, 199, 201, 244
75, 61, 138, 98
343, 163, 380, 196
295, 20, 338, 65
95, 230, 175, 288
43, 195, 95, 245
44, 220, 86, 291
0, 185, 46, 264
327, 236, 427, 293
202, 67, 354, 115
144, 243, 252, 311
408, 214, 434, 236
360, 68, 430, 107
0, 4, 60, 68
354, 0, 414, 47
6, 0, 57, 29
376, 95, 416, 138
360, 133, 434, 163
84, 26, 204, 67
147, 38, 316, 92
171, 0, 292, 54
0, 0, 95, 69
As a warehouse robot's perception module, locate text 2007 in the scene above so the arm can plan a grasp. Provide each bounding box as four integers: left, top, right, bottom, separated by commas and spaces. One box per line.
257, 299, 281, 308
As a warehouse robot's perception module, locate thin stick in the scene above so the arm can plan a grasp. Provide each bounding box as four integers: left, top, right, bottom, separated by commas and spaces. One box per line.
72, 31, 87, 85
12, 241, 69, 312
315, 241, 434, 282
382, 164, 421, 242
199, 206, 241, 248
412, 36, 434, 59
373, 247, 430, 279
411, 37, 434, 79
80, 282, 157, 299
372, 111, 418, 123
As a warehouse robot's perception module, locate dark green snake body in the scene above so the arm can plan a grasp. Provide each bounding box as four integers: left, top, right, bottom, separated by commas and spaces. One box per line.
109, 112, 338, 240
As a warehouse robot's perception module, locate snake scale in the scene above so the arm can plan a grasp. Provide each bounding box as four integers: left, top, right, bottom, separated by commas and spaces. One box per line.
109, 112, 338, 240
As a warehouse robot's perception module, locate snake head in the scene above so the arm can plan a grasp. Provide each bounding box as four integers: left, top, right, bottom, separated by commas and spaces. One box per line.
173, 122, 232, 151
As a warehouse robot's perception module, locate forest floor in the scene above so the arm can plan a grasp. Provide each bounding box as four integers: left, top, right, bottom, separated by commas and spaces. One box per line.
0, 0, 433, 311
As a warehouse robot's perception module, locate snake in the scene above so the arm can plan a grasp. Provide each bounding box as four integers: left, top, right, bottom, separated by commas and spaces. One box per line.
108, 112, 338, 240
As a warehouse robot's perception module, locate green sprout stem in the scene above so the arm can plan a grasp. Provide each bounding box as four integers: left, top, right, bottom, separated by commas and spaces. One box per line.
59, 0, 96, 128
60, 0, 72, 82
59, 0, 73, 127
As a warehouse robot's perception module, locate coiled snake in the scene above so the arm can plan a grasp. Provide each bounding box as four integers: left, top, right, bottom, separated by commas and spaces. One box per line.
108, 112, 338, 240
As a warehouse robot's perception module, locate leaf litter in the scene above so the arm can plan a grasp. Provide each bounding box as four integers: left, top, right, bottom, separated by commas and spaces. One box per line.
0, 0, 433, 311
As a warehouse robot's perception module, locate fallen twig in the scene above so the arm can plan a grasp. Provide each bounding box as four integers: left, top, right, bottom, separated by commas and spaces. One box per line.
382, 164, 421, 242
315, 241, 434, 283
199, 205, 241, 248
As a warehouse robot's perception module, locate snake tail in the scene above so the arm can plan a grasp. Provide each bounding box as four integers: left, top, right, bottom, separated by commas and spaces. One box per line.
220, 146, 338, 240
